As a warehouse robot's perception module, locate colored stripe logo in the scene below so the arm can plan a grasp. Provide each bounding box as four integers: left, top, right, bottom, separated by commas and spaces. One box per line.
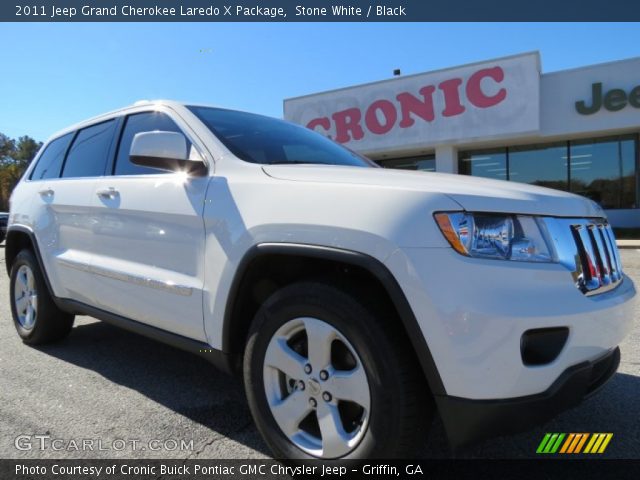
536, 433, 613, 454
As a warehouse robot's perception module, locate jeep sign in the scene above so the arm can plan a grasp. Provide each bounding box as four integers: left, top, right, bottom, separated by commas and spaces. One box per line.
284, 52, 541, 154
575, 82, 640, 115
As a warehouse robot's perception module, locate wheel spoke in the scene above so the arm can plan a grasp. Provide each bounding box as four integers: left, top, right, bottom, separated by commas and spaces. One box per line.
329, 365, 369, 408
270, 390, 311, 437
17, 270, 28, 291
263, 316, 371, 459
304, 318, 336, 370
26, 269, 35, 290
316, 401, 350, 458
24, 305, 34, 328
264, 337, 307, 379
15, 294, 29, 313
30, 295, 38, 313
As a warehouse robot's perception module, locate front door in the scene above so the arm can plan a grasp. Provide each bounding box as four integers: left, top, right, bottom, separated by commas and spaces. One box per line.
88, 111, 209, 341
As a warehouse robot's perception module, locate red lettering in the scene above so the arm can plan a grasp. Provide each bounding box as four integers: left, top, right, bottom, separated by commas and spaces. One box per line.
332, 108, 364, 143
306, 65, 509, 140
396, 86, 436, 128
306, 117, 331, 136
438, 78, 465, 117
466, 66, 507, 108
365, 100, 397, 135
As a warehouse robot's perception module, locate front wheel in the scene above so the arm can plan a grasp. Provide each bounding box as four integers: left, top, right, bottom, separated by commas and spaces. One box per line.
243, 282, 432, 460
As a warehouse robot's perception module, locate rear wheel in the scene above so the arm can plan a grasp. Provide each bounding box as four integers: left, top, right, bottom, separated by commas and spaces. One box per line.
10, 249, 74, 344
244, 281, 432, 460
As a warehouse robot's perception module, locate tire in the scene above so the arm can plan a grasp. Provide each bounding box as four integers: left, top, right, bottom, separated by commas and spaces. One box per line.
10, 249, 74, 345
0, 230, 5, 244
244, 281, 432, 460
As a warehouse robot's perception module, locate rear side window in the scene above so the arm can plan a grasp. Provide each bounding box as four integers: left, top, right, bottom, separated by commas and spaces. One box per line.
62, 120, 117, 178
30, 133, 73, 180
115, 112, 190, 176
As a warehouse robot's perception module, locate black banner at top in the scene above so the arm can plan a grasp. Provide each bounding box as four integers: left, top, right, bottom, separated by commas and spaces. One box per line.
3, 0, 640, 22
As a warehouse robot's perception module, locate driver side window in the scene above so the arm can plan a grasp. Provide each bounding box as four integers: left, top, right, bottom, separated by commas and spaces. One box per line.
114, 112, 191, 176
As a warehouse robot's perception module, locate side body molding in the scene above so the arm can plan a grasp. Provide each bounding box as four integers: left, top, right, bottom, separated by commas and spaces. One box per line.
4, 224, 234, 374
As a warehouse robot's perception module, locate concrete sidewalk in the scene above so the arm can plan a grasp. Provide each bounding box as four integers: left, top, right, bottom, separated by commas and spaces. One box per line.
617, 240, 640, 249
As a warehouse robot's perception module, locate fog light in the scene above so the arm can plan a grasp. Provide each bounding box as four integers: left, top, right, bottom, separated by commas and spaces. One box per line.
521, 327, 569, 366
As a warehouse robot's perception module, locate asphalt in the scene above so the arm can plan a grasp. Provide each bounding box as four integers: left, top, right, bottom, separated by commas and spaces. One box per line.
0, 244, 638, 459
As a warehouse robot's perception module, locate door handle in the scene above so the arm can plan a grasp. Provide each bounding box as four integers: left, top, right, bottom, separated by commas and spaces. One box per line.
96, 187, 119, 200
38, 188, 54, 197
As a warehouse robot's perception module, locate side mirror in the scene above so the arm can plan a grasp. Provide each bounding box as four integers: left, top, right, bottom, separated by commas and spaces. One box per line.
130, 131, 207, 176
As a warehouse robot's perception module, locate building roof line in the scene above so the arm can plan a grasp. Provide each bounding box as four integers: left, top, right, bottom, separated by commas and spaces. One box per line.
284, 51, 541, 104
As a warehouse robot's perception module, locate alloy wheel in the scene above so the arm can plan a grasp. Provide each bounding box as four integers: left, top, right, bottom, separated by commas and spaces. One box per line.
263, 317, 371, 458
14, 265, 38, 330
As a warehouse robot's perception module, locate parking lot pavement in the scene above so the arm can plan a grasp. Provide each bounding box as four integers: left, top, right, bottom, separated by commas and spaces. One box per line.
0, 244, 638, 460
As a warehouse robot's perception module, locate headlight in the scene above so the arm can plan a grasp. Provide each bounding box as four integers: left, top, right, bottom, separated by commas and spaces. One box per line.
434, 212, 554, 262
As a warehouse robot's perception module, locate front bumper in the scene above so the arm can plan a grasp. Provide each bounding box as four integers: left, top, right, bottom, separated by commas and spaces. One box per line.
385, 247, 636, 399
436, 347, 620, 447
385, 245, 635, 448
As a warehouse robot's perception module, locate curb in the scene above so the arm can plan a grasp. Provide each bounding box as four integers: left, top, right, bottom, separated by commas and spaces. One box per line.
617, 240, 640, 249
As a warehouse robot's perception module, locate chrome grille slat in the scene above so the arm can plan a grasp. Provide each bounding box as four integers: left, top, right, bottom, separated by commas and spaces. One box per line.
545, 218, 624, 297
597, 225, 617, 282
573, 225, 602, 291
604, 225, 623, 280
589, 225, 611, 286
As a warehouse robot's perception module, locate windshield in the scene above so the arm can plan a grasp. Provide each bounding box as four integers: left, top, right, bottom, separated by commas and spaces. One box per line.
188, 106, 375, 168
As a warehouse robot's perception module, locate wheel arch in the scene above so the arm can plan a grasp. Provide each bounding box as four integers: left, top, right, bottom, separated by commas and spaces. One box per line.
222, 243, 446, 396
5, 226, 36, 275
5, 226, 57, 299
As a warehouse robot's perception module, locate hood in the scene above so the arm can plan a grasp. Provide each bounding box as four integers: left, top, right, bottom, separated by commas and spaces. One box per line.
262, 164, 604, 218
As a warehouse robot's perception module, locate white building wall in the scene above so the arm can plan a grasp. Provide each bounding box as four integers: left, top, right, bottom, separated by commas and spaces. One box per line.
541, 57, 640, 138
435, 145, 458, 173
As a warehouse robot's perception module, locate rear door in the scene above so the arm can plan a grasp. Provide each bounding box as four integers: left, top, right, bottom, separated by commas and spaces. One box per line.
30, 120, 119, 303
88, 110, 209, 341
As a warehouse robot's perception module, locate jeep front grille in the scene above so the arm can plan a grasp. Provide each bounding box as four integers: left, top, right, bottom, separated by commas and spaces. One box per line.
543, 218, 624, 296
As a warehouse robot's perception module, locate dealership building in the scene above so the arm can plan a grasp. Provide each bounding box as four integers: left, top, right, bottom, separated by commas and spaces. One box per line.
284, 52, 639, 227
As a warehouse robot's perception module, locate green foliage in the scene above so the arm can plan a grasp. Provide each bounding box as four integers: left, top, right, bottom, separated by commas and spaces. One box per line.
0, 133, 42, 211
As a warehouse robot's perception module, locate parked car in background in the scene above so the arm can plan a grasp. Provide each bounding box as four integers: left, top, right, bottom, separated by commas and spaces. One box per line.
4, 101, 636, 460
0, 212, 9, 243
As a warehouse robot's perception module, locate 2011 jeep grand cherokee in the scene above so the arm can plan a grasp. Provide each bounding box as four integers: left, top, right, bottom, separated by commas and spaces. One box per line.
5, 101, 636, 459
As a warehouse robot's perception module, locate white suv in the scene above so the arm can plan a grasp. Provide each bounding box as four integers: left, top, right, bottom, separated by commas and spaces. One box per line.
5, 101, 636, 459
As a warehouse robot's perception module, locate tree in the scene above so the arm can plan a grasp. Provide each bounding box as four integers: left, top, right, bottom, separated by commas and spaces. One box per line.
0, 133, 15, 160
0, 133, 42, 211
13, 136, 42, 166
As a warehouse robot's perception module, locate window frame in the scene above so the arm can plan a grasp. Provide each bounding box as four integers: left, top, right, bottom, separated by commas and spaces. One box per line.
458, 147, 508, 180
377, 154, 436, 172
110, 110, 194, 177
507, 141, 569, 191
59, 118, 122, 180
567, 133, 639, 209
28, 132, 75, 182
458, 133, 639, 210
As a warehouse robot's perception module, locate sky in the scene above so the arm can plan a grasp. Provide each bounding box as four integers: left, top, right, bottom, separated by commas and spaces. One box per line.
0, 22, 639, 142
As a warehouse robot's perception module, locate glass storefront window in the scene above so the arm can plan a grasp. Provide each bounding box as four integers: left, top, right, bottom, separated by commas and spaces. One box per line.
509, 142, 569, 191
569, 136, 637, 209
458, 149, 507, 180
378, 155, 436, 171
458, 134, 638, 209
